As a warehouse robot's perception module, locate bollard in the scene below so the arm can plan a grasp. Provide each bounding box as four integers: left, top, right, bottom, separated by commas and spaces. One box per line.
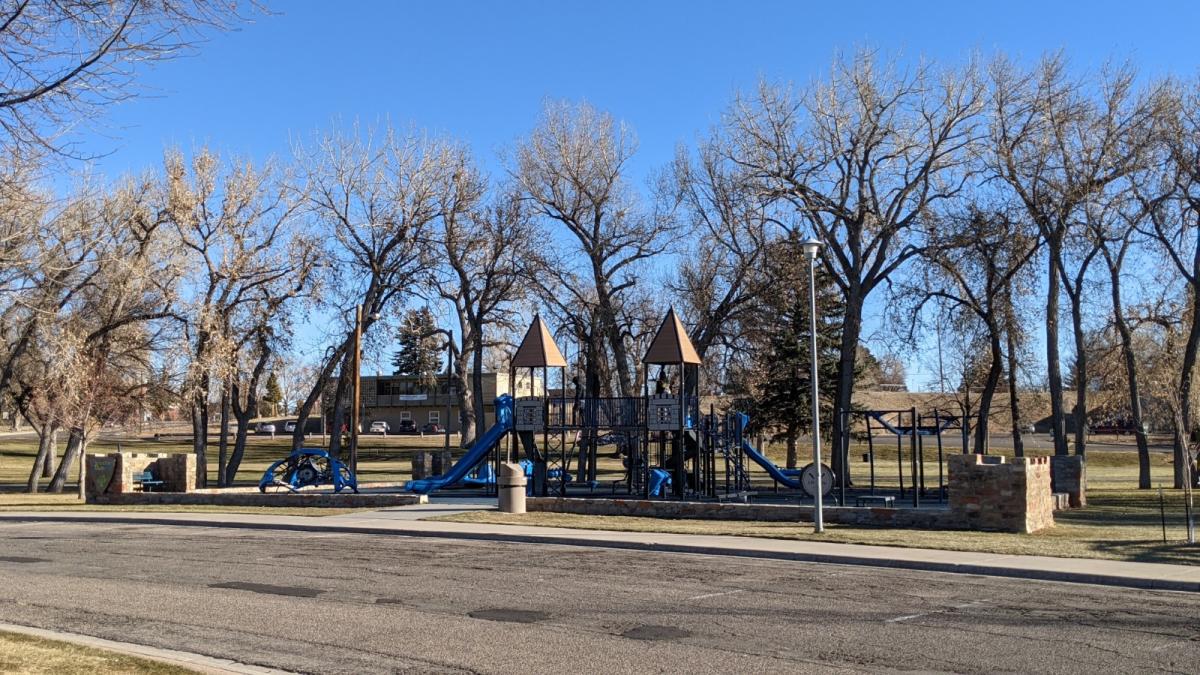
498, 462, 527, 514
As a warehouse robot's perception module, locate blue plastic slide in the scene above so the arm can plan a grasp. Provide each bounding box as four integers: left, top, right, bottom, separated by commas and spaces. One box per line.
733, 412, 803, 489
404, 395, 513, 494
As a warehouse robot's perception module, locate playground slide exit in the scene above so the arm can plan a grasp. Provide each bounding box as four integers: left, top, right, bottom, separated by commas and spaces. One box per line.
734, 412, 803, 490
404, 395, 513, 494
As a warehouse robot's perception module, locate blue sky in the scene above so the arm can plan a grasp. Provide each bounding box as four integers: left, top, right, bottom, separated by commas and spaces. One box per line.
75, 0, 1200, 386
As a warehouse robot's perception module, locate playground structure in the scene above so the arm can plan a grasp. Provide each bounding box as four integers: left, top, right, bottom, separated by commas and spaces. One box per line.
399, 310, 980, 508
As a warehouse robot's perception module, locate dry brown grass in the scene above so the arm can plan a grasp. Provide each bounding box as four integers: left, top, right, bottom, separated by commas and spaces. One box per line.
0, 493, 365, 516
0, 630, 195, 674
435, 489, 1200, 566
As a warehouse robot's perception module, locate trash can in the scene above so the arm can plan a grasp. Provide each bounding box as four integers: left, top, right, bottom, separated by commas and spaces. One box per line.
498, 462, 527, 514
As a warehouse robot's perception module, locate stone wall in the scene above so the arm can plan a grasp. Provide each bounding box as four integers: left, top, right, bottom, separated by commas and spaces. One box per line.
947, 454, 1054, 533
1050, 456, 1087, 508
528, 454, 1056, 533
526, 497, 959, 529
85, 452, 196, 497
89, 491, 424, 508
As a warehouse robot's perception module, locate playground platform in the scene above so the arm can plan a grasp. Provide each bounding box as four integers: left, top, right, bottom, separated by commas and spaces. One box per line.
1, 506, 1196, 592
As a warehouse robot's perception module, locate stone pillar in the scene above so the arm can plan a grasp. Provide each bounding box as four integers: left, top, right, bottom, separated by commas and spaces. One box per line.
411, 452, 432, 480
948, 454, 1054, 533
1050, 455, 1086, 508
431, 450, 452, 476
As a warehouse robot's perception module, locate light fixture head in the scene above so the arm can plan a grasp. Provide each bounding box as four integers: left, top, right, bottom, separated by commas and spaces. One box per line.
800, 238, 823, 261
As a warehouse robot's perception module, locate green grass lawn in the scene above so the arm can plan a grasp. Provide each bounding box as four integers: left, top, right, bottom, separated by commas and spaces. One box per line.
0, 630, 195, 674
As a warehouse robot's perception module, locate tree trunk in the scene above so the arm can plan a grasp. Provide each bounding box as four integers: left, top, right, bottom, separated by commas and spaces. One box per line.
1046, 243, 1069, 456
595, 280, 634, 397
328, 364, 351, 459
217, 379, 231, 487
1177, 284, 1200, 489
1005, 325, 1026, 458
227, 407, 252, 487
452, 347, 476, 447
41, 427, 57, 478
831, 291, 864, 484
1070, 299, 1089, 458
47, 428, 84, 493
291, 340, 349, 450
471, 330, 486, 440
25, 420, 55, 493
1108, 258, 1150, 488
192, 374, 210, 488
974, 332, 1004, 455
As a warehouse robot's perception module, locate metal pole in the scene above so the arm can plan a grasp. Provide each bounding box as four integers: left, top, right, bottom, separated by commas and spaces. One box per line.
907, 403, 916, 504
865, 414, 876, 495
350, 304, 362, 476
807, 251, 824, 533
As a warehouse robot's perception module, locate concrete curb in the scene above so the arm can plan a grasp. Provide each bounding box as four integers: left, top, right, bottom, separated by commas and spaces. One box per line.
3, 512, 1197, 593
0, 621, 291, 674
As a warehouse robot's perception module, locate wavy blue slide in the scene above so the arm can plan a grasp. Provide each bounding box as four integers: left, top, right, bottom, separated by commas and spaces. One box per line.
404, 395, 513, 494
733, 412, 803, 489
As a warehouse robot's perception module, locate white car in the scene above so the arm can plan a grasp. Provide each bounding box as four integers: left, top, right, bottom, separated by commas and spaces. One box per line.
369, 420, 390, 435
283, 421, 297, 433
256, 422, 276, 435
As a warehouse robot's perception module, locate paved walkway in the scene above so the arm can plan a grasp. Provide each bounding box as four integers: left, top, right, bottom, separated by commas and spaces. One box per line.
1, 504, 1197, 592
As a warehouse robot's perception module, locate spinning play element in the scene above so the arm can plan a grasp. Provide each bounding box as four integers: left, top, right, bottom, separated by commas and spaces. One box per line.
258, 448, 358, 493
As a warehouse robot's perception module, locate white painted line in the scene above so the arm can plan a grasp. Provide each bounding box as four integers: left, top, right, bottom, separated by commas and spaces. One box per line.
689, 589, 746, 600
885, 612, 929, 623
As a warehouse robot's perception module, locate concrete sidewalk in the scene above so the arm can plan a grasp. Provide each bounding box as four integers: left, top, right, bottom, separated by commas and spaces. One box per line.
1, 507, 1197, 592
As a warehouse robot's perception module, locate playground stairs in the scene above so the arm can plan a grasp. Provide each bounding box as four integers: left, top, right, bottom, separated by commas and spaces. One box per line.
719, 444, 752, 491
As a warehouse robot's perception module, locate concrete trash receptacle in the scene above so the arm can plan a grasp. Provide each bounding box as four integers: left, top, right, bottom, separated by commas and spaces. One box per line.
498, 462, 527, 514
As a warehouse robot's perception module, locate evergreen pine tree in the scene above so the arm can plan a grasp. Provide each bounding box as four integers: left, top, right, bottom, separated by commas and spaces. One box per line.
262, 372, 283, 416
392, 307, 443, 385
735, 236, 843, 468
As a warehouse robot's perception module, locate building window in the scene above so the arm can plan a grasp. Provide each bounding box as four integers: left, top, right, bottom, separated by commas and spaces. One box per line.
400, 411, 411, 421
428, 411, 440, 424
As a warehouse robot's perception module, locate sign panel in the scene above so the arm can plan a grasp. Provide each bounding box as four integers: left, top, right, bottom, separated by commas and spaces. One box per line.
514, 397, 545, 432
647, 397, 681, 431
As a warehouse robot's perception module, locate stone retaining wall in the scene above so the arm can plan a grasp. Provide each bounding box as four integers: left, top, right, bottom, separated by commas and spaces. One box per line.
529, 453, 1056, 533
85, 452, 196, 496
526, 497, 958, 529
88, 491, 424, 508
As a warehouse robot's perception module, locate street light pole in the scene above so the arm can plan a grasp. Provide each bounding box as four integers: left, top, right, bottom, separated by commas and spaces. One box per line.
801, 238, 824, 534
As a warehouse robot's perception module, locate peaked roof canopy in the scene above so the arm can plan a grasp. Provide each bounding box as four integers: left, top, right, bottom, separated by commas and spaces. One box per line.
511, 315, 568, 368
643, 308, 702, 365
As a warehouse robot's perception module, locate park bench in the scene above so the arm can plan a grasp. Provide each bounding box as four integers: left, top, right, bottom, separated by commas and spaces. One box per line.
133, 470, 165, 492
855, 495, 895, 508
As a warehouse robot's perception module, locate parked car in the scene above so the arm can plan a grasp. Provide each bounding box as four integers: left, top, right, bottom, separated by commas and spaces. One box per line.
396, 419, 417, 434
256, 422, 276, 435
422, 422, 443, 434
369, 420, 390, 435
283, 421, 297, 433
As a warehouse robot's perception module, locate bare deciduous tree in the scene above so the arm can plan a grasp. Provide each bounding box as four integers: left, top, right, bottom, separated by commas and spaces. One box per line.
727, 51, 984, 479
988, 54, 1165, 458
513, 101, 677, 398
0, 0, 251, 153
